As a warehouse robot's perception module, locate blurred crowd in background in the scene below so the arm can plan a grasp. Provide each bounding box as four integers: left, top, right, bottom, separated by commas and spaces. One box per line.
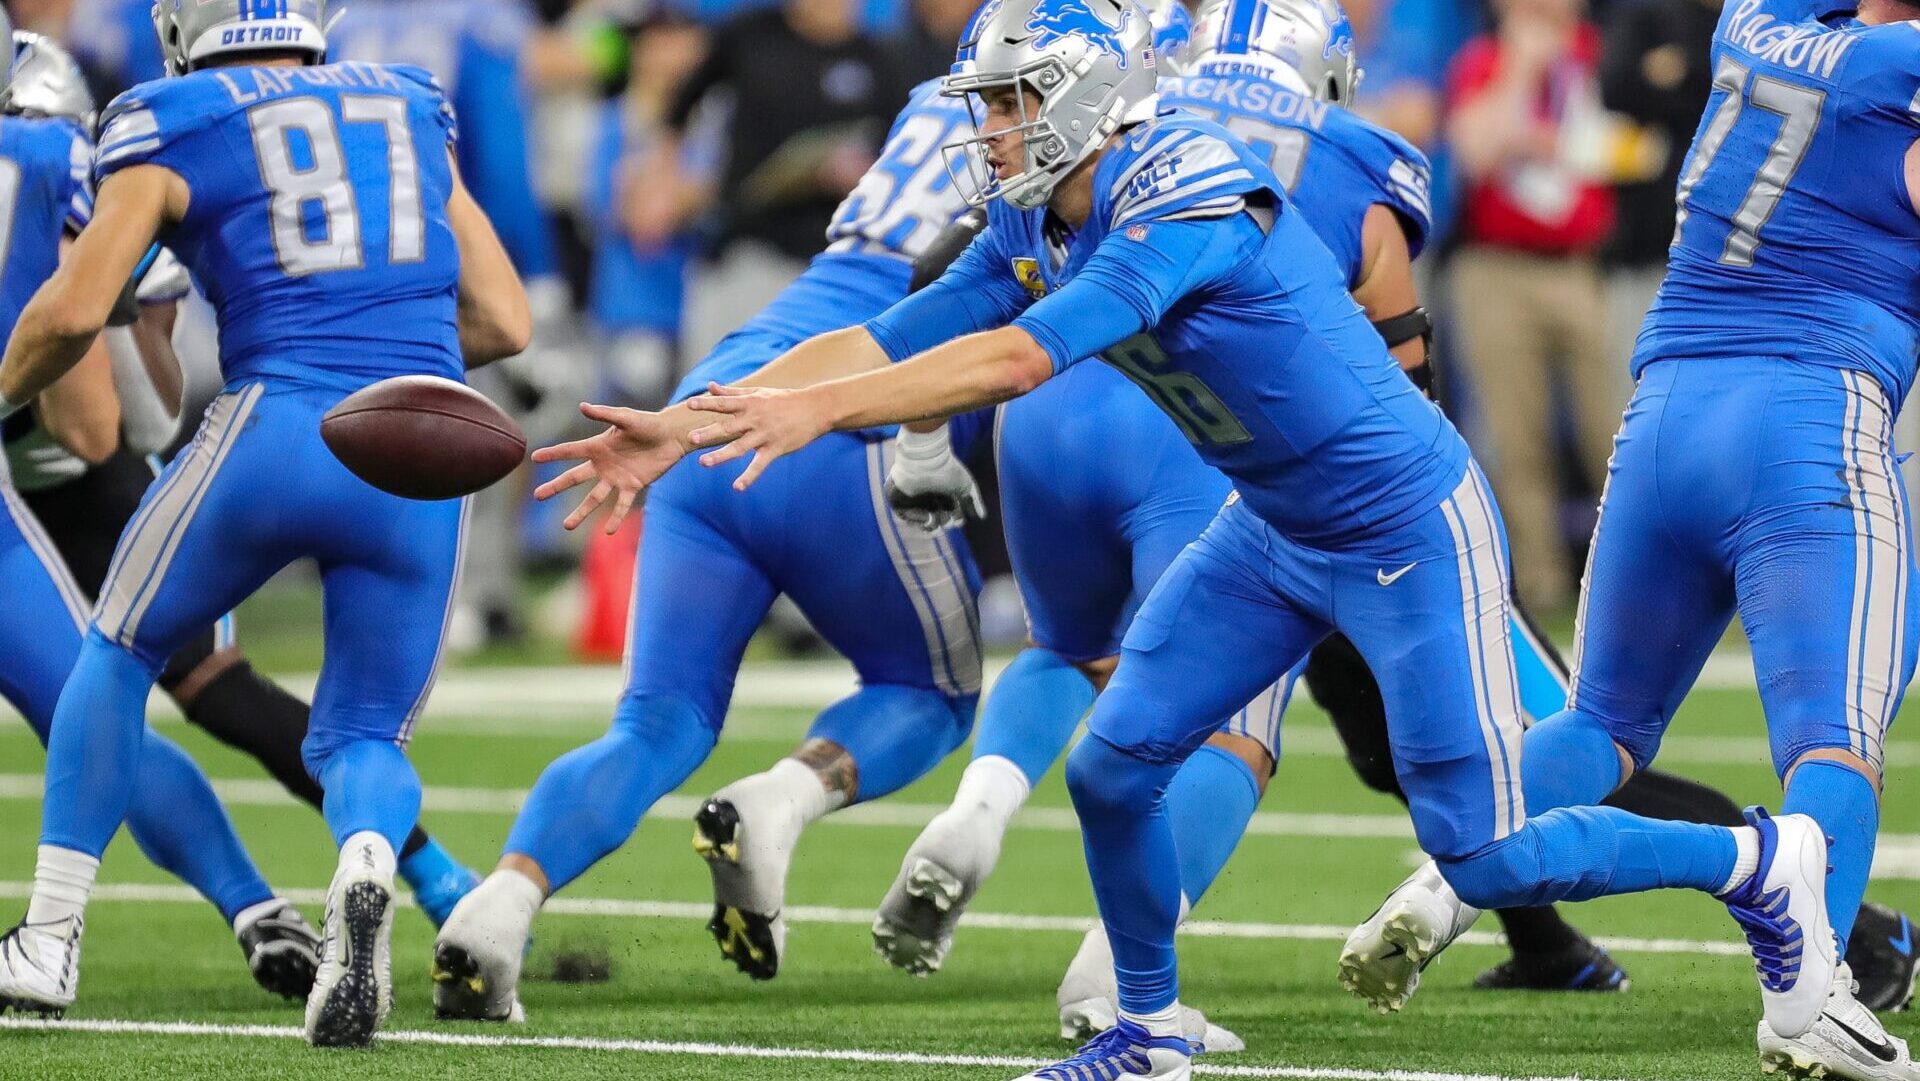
3, 0, 1742, 654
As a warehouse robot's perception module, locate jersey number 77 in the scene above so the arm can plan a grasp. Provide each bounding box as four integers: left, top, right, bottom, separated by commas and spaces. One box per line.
1672, 57, 1823, 268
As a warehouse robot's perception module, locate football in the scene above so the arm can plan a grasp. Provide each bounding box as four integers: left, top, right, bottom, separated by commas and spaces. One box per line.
320, 375, 526, 500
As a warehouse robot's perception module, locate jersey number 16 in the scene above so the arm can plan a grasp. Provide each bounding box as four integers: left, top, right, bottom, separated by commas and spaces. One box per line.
249, 96, 425, 277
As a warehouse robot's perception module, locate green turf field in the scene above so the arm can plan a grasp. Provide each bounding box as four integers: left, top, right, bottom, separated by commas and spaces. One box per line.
2, 645, 1916, 1080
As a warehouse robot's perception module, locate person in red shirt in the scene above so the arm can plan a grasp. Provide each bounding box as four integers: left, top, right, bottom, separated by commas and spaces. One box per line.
1447, 0, 1622, 612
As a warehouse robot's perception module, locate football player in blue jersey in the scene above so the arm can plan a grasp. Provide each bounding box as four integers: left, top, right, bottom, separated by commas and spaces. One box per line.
0, 0, 532, 1048
1342, 0, 1920, 1074
535, 0, 1849, 1073
0, 31, 485, 934
0, 20, 325, 1008
427, 77, 990, 1023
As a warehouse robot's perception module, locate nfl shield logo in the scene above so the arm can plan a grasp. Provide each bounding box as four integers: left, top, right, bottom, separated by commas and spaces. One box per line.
1125, 224, 1149, 242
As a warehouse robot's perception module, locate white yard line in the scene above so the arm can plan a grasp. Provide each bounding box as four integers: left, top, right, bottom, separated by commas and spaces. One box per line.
0, 880, 1752, 959
0, 1015, 1638, 1081
5, 771, 1920, 880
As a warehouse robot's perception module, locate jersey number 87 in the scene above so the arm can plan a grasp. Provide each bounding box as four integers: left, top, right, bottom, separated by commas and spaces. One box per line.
249, 95, 426, 277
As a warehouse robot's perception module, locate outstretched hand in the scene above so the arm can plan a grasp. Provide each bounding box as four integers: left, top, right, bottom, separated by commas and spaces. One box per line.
685, 382, 835, 491
531, 402, 689, 533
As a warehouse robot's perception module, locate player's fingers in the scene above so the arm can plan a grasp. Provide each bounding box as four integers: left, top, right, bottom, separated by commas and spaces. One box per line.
532, 462, 596, 501
699, 439, 752, 468
734, 448, 778, 490
687, 420, 737, 447
685, 394, 748, 414
577, 402, 633, 428
605, 487, 639, 535
531, 436, 599, 465
966, 486, 988, 521
705, 381, 755, 396
562, 481, 612, 531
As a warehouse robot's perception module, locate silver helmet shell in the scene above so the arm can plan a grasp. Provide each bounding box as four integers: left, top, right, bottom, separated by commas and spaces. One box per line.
8, 33, 97, 130
151, 0, 331, 77
0, 8, 15, 103
1189, 0, 1359, 104
942, 0, 1160, 211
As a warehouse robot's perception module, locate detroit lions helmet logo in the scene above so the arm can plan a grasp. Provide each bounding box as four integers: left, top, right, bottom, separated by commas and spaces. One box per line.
1025, 0, 1136, 69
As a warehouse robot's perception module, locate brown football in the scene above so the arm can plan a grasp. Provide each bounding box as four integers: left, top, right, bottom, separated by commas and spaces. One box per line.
320, 375, 526, 501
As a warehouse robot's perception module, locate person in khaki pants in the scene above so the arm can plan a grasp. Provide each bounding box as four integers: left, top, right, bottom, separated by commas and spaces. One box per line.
1445, 0, 1622, 610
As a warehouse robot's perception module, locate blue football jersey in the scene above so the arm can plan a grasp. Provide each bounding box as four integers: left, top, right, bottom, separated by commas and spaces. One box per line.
1637, 0, 1920, 407
0, 117, 92, 340
1159, 71, 1434, 285
678, 80, 975, 394
329, 0, 557, 278
895, 112, 1466, 544
94, 64, 464, 391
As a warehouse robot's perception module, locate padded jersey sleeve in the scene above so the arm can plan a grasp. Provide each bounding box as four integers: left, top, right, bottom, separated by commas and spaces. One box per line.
1012, 211, 1265, 373
1360, 126, 1434, 260
62, 126, 95, 235
1107, 126, 1266, 228
93, 89, 173, 181
864, 220, 1033, 361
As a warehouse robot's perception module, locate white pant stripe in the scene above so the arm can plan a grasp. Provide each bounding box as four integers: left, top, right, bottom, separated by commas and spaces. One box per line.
1439, 472, 1524, 838
1, 484, 86, 631
1568, 421, 1626, 711
97, 384, 262, 647
1462, 467, 1528, 831
399, 495, 471, 746
1842, 370, 1905, 771
864, 441, 983, 698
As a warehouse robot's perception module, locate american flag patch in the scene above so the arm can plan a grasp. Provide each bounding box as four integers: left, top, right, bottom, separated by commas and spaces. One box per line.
1125, 224, 1149, 241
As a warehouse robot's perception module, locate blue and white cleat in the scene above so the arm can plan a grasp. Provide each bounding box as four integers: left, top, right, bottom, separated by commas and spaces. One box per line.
1726, 809, 1837, 1042
1013, 1018, 1193, 1081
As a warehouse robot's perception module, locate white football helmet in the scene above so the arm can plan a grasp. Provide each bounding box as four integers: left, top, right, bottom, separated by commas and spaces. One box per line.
942, 0, 1161, 211
151, 0, 332, 76
8, 33, 96, 130
1189, 0, 1359, 103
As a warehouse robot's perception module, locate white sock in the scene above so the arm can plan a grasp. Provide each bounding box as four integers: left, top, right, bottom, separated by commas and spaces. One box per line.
952, 755, 1031, 832
25, 845, 98, 928
486, 868, 546, 922
1717, 826, 1762, 897
338, 831, 398, 884
1120, 1001, 1184, 1040
769, 757, 840, 823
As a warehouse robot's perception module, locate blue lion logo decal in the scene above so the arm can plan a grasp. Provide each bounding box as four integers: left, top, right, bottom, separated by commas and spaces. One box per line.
1025, 0, 1134, 69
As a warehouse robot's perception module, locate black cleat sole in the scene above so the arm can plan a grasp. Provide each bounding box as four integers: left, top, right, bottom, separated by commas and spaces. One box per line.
0, 997, 64, 1020
308, 882, 390, 1049
693, 800, 780, 981
251, 944, 319, 1002
431, 942, 508, 1021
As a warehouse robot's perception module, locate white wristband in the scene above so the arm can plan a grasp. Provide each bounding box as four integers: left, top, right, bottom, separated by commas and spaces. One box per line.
894, 423, 951, 463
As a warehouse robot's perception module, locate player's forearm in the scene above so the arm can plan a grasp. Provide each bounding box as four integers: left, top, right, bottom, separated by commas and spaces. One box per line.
740, 325, 892, 391
37, 338, 123, 465
0, 289, 106, 416
812, 327, 1051, 432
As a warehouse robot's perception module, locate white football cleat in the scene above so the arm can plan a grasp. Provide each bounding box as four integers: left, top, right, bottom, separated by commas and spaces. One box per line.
694, 777, 809, 981
1758, 964, 1920, 1080
1727, 810, 1837, 1041
872, 803, 1008, 976
0, 916, 80, 1017
305, 840, 396, 1048
1055, 925, 1245, 1053
1339, 861, 1482, 1014
432, 874, 533, 1023
1014, 1017, 1193, 1081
